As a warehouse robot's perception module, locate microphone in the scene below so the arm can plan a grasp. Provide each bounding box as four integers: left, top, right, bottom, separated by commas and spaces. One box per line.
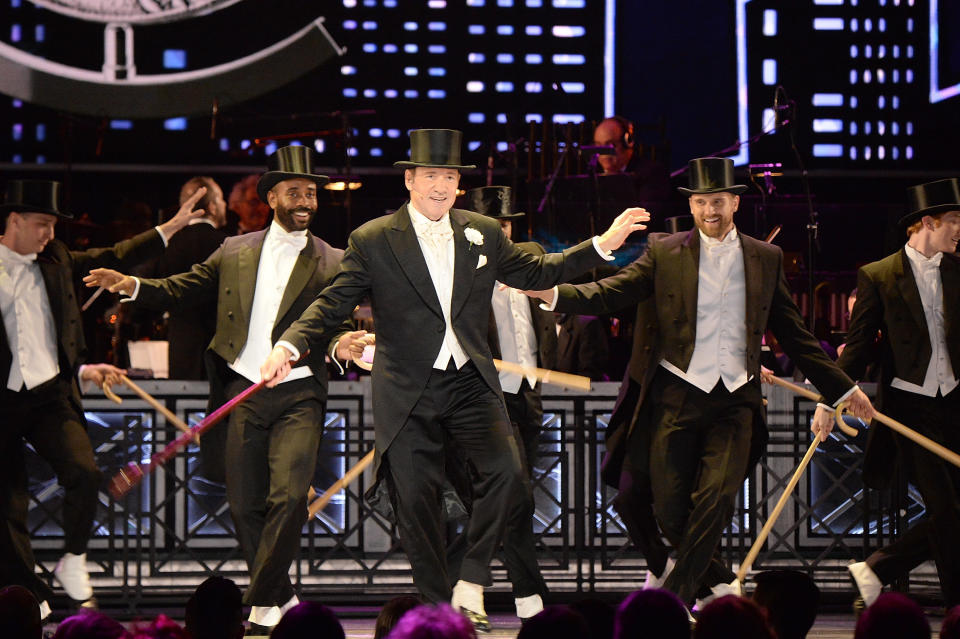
580, 145, 616, 155
772, 85, 791, 129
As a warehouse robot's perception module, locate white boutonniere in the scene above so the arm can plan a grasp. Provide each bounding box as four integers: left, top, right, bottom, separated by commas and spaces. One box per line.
464, 227, 484, 247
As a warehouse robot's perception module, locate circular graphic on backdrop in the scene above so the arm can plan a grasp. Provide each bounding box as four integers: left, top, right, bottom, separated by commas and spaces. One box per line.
28, 0, 244, 25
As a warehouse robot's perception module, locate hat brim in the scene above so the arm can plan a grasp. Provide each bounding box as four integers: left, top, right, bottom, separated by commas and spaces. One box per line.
677, 185, 749, 195
394, 161, 477, 170
485, 211, 525, 220
257, 172, 330, 204
898, 203, 960, 227
0, 203, 72, 219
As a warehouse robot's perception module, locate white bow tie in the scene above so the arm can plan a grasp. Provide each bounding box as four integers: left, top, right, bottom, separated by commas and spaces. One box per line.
272, 232, 307, 252
414, 218, 454, 244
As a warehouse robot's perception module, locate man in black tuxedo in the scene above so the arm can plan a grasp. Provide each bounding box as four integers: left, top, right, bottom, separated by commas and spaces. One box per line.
813, 178, 960, 610
0, 179, 203, 614
156, 176, 228, 380
84, 147, 361, 634
526, 157, 875, 606
260, 129, 648, 628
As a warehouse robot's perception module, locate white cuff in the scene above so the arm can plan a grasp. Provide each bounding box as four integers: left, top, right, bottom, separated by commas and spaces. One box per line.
328, 339, 346, 375
275, 340, 300, 362
538, 286, 560, 311
591, 236, 615, 261
155, 225, 169, 246
833, 385, 858, 407
119, 277, 142, 303
77, 365, 93, 394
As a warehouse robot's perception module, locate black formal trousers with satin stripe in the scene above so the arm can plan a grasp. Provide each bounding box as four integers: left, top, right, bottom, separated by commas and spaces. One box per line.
503, 379, 543, 478
384, 362, 529, 603
866, 387, 960, 607
222, 373, 325, 607
0, 378, 101, 602
648, 369, 759, 604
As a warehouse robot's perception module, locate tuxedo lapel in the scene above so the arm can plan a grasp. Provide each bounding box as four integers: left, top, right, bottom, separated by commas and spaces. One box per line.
276, 236, 318, 325
450, 209, 476, 320
894, 249, 925, 330
941, 255, 960, 333
236, 233, 263, 327
37, 257, 64, 335
741, 236, 765, 332
385, 206, 444, 319
680, 229, 700, 327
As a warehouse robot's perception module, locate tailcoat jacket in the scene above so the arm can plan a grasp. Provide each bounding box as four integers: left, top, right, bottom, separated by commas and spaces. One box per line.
553, 229, 856, 487
278, 204, 607, 476
1, 229, 166, 411
836, 249, 960, 487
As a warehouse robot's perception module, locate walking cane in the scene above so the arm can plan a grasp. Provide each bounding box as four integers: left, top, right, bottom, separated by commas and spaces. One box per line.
107, 352, 308, 499
307, 450, 376, 519
104, 375, 200, 444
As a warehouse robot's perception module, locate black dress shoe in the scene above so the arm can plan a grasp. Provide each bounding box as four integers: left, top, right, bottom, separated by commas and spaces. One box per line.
246, 622, 273, 637
459, 607, 492, 634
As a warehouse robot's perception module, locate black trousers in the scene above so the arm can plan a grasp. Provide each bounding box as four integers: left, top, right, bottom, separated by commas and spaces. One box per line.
223, 373, 325, 607
648, 369, 758, 604
866, 387, 960, 607
385, 361, 529, 603
0, 377, 101, 602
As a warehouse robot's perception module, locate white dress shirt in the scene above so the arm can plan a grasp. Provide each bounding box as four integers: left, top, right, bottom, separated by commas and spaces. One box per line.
408, 205, 469, 371
228, 222, 313, 384
890, 244, 958, 397
491, 284, 538, 392
0, 242, 59, 390
660, 229, 749, 393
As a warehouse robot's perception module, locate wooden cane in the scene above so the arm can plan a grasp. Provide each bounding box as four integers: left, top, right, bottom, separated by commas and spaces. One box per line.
736, 437, 820, 582
868, 411, 960, 469
493, 358, 592, 391
117, 375, 200, 444
102, 382, 123, 404
768, 376, 960, 469
764, 376, 859, 438
307, 450, 376, 519
107, 352, 308, 499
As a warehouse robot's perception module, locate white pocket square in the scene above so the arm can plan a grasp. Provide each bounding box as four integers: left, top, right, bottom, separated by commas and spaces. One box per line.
476, 254, 487, 269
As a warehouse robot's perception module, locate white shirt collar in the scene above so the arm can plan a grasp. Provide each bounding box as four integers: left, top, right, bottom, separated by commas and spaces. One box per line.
0, 240, 37, 264
188, 218, 218, 228
904, 243, 943, 268
408, 203, 450, 228
267, 219, 307, 241
699, 227, 739, 248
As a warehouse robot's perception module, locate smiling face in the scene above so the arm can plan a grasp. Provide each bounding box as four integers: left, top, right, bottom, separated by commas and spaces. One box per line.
924, 210, 960, 254
405, 167, 460, 221
267, 178, 318, 233
1, 211, 58, 255
689, 191, 739, 240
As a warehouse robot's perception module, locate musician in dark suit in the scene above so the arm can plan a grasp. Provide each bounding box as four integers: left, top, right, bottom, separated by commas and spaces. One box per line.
84, 147, 360, 634
527, 157, 874, 606
155, 176, 228, 380
813, 178, 960, 610
0, 179, 202, 614
260, 129, 648, 628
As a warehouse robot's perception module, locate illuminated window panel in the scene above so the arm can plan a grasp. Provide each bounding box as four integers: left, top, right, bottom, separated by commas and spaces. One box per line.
745, 0, 925, 166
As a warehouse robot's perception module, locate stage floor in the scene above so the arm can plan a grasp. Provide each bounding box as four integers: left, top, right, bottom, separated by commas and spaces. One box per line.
42, 610, 945, 639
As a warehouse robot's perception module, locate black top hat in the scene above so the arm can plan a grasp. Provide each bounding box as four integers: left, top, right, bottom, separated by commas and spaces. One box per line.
394, 129, 477, 170
900, 178, 960, 227
256, 146, 329, 203
464, 186, 524, 220
0, 179, 72, 218
677, 157, 748, 195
